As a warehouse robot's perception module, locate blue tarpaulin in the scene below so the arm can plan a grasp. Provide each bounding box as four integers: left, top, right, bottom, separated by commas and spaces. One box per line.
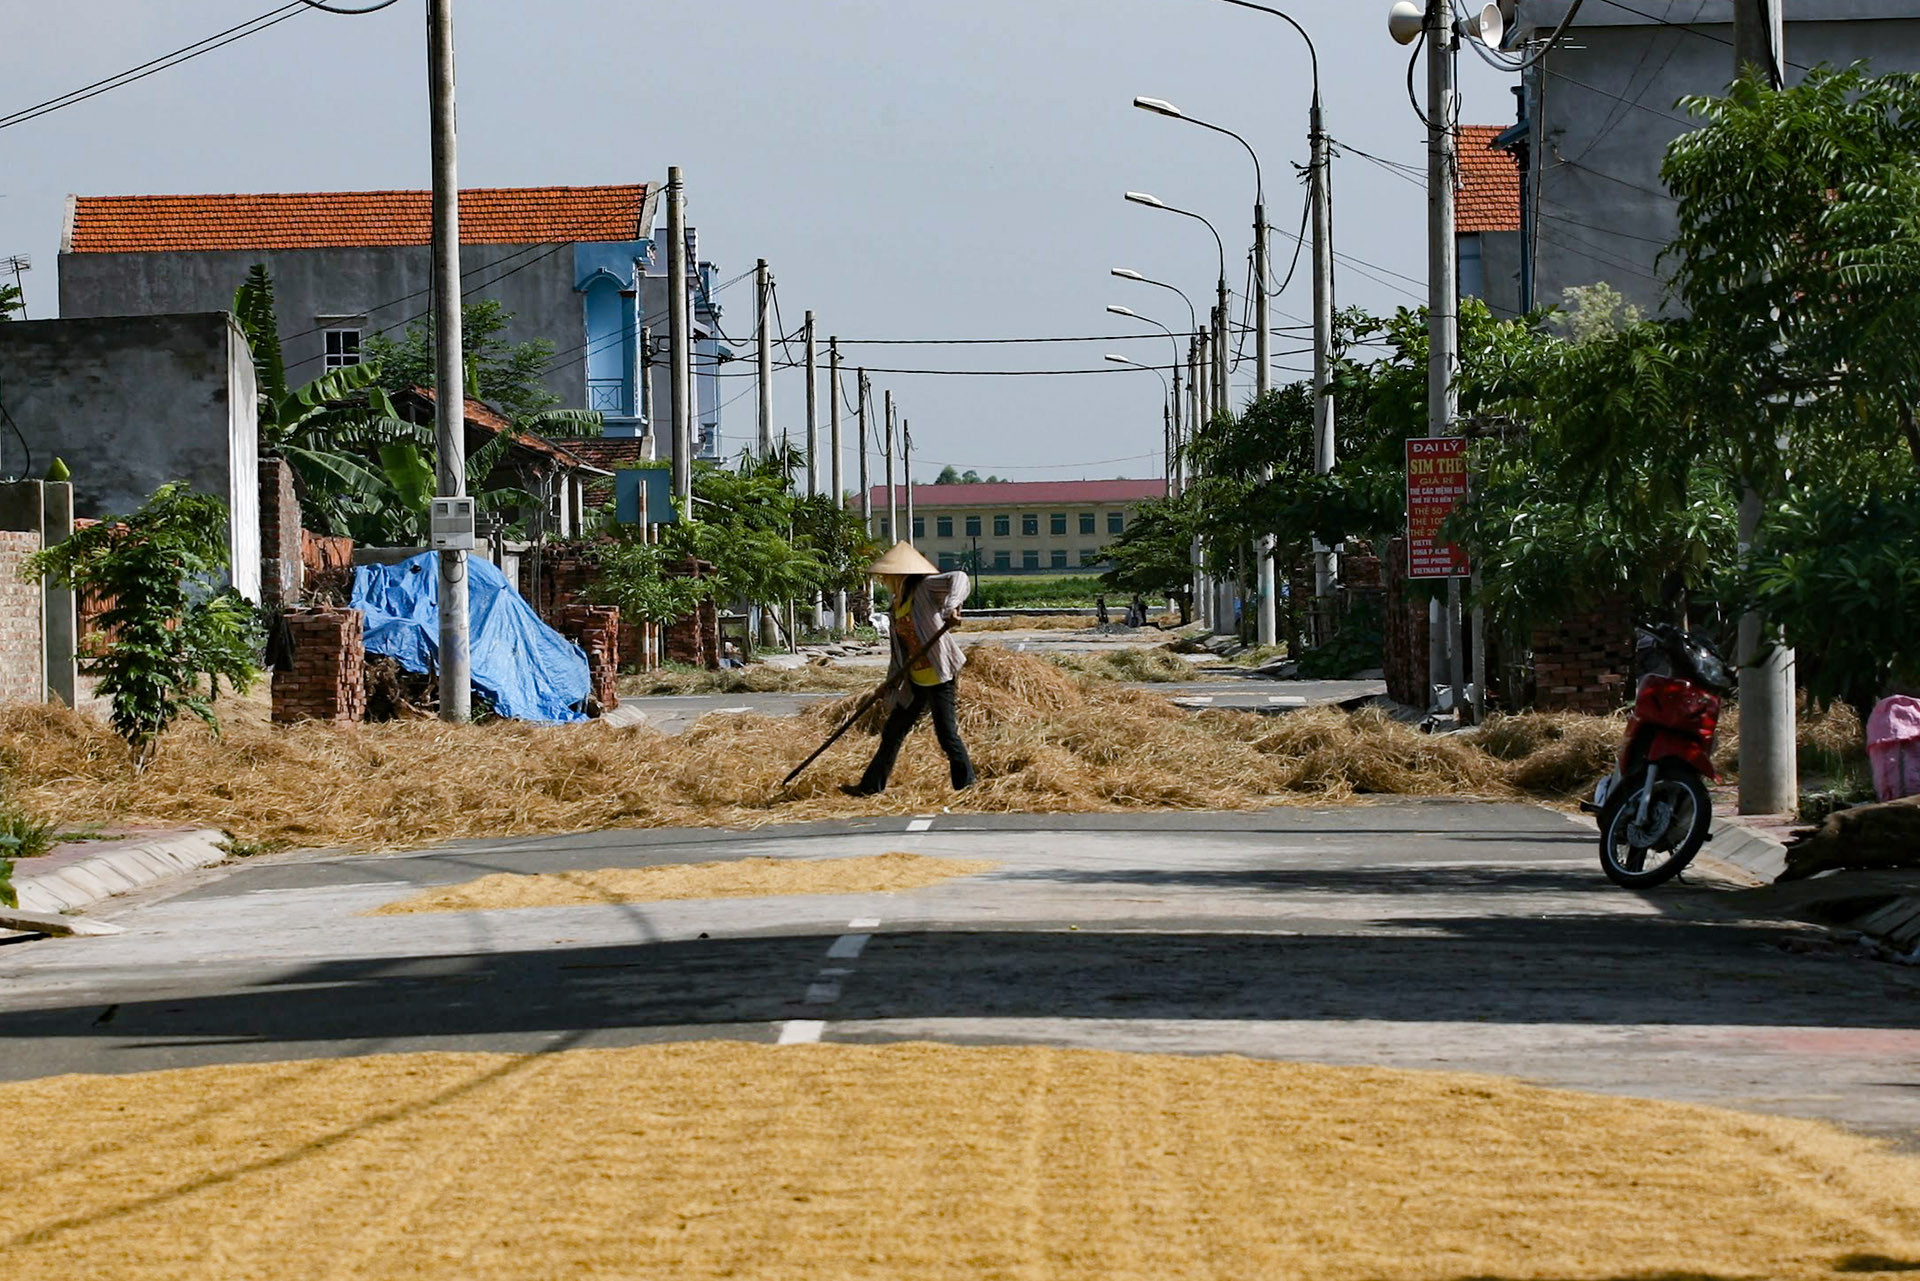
351, 552, 591, 723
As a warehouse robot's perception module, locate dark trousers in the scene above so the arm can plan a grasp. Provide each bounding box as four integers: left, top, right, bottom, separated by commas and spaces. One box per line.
860, 679, 975, 792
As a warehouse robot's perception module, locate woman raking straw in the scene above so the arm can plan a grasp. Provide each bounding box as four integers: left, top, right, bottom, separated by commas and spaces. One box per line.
841, 542, 976, 797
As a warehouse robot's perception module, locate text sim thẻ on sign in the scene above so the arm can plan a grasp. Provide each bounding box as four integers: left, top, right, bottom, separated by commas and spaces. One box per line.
1405, 437, 1470, 579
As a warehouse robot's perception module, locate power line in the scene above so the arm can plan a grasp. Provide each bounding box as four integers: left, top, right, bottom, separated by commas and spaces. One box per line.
0, 4, 315, 132
1545, 65, 1695, 128
834, 332, 1197, 346
1590, 0, 1812, 73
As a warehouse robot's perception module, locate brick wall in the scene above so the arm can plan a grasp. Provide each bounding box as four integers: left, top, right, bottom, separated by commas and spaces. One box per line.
259, 458, 301, 612
271, 606, 367, 724
0, 529, 43, 705
1531, 599, 1635, 714
552, 604, 621, 713
1381, 537, 1432, 708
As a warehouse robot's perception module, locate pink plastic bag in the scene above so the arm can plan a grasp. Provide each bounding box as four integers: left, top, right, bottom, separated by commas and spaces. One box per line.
1867, 695, 1920, 802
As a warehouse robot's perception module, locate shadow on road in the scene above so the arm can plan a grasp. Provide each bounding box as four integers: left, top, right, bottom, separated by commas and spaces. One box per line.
3, 911, 1916, 1070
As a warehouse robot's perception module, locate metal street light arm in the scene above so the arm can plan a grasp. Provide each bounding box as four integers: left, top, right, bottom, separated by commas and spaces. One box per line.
1137, 98, 1265, 206
1127, 193, 1227, 286
1204, 0, 1320, 109
1112, 268, 1198, 334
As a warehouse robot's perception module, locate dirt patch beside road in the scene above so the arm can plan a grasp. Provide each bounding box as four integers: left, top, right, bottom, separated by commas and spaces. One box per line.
3, 1041, 1917, 1279
371, 852, 996, 915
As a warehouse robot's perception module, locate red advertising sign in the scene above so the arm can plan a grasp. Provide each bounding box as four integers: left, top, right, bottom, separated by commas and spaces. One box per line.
1406, 436, 1470, 579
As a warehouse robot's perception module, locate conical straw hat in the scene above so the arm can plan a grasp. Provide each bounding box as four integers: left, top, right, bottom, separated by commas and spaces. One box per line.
868, 541, 938, 576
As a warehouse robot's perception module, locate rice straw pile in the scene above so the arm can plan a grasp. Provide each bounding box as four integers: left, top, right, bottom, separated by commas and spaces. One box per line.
0, 646, 1622, 853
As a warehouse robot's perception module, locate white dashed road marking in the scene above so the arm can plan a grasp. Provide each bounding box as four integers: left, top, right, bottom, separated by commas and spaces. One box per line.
906, 818, 934, 833
778, 918, 883, 1046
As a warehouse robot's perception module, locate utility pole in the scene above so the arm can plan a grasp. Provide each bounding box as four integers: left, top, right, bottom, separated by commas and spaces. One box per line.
638, 325, 655, 459
667, 165, 692, 509
884, 391, 898, 543
1734, 0, 1797, 813
1425, 0, 1464, 719
1254, 191, 1278, 647
858, 370, 874, 613
427, 0, 470, 723
902, 420, 914, 541
830, 337, 846, 633
1191, 332, 1210, 629
1311, 97, 1338, 607
755, 259, 773, 458
1170, 356, 1183, 496
804, 311, 818, 498
1210, 300, 1233, 637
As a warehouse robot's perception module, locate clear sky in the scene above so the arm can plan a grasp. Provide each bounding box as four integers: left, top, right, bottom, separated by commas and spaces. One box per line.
0, 1, 1514, 483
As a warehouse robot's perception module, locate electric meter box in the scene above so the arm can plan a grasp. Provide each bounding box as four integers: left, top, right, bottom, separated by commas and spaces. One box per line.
430, 497, 477, 551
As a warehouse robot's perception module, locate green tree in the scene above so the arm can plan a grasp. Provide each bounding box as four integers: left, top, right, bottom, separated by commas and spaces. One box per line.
362, 299, 602, 434
233, 264, 287, 404
1101, 497, 1197, 624
0, 281, 22, 321
28, 484, 260, 768
935, 465, 961, 484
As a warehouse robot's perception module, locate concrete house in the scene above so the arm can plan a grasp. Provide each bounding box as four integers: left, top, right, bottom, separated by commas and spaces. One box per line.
57, 182, 733, 467
1457, 123, 1526, 318
1512, 0, 1920, 315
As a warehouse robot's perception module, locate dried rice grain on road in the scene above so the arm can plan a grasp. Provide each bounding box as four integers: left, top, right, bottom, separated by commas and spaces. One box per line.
371, 852, 997, 915
3, 1042, 1919, 1280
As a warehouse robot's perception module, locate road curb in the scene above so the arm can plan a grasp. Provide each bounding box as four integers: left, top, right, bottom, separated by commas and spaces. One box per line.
1707, 817, 1789, 883
1711, 815, 1920, 956
13, 828, 230, 916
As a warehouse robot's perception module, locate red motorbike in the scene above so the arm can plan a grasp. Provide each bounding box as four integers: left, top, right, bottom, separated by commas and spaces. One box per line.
1581, 624, 1736, 888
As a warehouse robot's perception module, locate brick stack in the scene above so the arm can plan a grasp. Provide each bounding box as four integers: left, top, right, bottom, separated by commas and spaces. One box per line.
553, 604, 621, 713
1530, 600, 1635, 714
1341, 542, 1384, 590
531, 548, 601, 621
300, 531, 355, 603
0, 530, 43, 705
259, 459, 302, 612
662, 558, 720, 670
1381, 537, 1433, 708
272, 607, 367, 724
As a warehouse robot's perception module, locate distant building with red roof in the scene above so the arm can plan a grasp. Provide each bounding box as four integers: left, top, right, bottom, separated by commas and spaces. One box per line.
58, 182, 736, 469
1455, 123, 1525, 318
866, 478, 1164, 574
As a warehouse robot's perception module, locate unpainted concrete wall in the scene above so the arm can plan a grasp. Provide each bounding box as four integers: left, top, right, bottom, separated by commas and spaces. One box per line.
1518, 3, 1920, 315
0, 314, 259, 599
60, 243, 592, 411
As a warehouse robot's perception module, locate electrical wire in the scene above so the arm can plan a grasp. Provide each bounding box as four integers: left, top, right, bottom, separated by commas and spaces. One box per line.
1538, 207, 1672, 246
1269, 179, 1311, 298
1463, 0, 1588, 72
1593, 0, 1809, 73
834, 332, 1193, 346
296, 0, 399, 10
0, 3, 312, 132
1545, 65, 1695, 128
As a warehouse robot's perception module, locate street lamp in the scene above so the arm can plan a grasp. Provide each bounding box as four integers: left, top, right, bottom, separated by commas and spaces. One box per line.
1106, 355, 1177, 500
1134, 96, 1281, 645
1108, 306, 1186, 491
1111, 268, 1198, 335
1123, 191, 1228, 416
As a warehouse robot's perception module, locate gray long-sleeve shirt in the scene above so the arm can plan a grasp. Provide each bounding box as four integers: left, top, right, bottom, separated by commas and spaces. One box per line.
888, 571, 970, 705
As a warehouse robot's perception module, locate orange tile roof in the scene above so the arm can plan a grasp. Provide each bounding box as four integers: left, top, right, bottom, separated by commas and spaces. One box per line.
1457, 126, 1521, 234
66, 184, 653, 254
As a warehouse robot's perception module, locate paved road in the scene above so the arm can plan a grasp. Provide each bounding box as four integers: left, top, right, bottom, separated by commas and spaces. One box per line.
2, 803, 1916, 1142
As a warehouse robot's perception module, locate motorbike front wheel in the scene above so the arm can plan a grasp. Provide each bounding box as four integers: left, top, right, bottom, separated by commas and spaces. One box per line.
1599, 766, 1712, 889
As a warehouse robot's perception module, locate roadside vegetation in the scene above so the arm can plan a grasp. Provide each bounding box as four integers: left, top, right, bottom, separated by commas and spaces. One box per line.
1106, 68, 1920, 714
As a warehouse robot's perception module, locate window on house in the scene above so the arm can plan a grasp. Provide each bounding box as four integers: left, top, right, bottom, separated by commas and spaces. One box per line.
913, 516, 925, 539
994, 550, 1011, 570
965, 515, 982, 537
1023, 550, 1040, 570
1050, 513, 1067, 536
938, 552, 958, 571
1050, 549, 1067, 569
1022, 514, 1039, 536
937, 516, 954, 538
1108, 512, 1125, 534
323, 328, 362, 369
994, 515, 1010, 537
880, 518, 891, 539
1081, 548, 1102, 567
1079, 513, 1096, 534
